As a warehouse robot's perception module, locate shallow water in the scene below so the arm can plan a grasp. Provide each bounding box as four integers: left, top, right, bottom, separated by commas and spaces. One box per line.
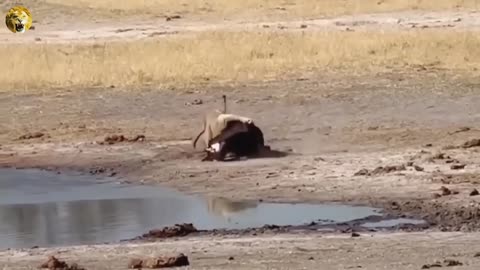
0, 168, 418, 249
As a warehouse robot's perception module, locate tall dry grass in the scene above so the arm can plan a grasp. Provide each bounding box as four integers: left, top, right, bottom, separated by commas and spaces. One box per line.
43, 0, 480, 19
1, 29, 479, 90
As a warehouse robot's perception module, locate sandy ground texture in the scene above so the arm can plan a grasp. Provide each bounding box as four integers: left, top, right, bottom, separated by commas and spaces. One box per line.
1, 3, 480, 269
1, 9, 480, 43
2, 232, 480, 269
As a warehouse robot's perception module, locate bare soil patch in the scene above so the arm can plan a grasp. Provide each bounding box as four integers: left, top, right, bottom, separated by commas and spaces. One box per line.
1, 74, 480, 232
3, 232, 480, 269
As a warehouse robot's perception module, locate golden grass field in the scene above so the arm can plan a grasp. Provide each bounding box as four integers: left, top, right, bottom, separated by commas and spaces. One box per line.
1, 29, 479, 90
43, 0, 479, 19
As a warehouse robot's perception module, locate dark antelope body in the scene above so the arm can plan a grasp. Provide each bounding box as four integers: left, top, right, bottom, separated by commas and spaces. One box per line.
192, 95, 266, 161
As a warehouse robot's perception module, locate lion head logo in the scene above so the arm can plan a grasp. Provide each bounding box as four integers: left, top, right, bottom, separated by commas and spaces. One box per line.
5, 6, 32, 33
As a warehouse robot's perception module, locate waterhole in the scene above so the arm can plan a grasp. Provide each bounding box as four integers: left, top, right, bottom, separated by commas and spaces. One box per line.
0, 168, 424, 249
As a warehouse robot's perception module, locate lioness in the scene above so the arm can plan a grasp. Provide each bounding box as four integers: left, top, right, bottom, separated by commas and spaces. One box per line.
192, 95, 266, 161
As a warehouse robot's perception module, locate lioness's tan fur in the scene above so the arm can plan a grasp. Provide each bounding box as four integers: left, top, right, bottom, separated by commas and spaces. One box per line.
193, 95, 253, 151
192, 112, 253, 150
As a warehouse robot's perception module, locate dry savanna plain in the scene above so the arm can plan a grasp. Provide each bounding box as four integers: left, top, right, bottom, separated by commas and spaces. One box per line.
1, 0, 480, 269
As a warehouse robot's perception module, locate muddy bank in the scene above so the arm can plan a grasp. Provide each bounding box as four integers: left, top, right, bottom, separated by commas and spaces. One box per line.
1, 74, 480, 234
126, 214, 430, 244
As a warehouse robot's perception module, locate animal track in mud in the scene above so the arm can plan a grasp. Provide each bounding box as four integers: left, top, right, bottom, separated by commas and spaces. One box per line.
135, 223, 198, 240
97, 134, 146, 145
128, 253, 189, 269
354, 165, 406, 176
17, 132, 45, 140
421, 259, 463, 269
450, 164, 466, 170
39, 256, 86, 270
462, 138, 480, 148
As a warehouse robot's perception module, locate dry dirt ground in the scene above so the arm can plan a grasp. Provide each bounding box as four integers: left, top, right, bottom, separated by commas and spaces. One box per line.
1, 9, 480, 43
3, 232, 480, 270
1, 3, 480, 269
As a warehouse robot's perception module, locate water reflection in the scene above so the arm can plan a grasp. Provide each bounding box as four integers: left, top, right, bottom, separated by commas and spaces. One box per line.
0, 168, 383, 249
206, 197, 258, 219
0, 197, 200, 249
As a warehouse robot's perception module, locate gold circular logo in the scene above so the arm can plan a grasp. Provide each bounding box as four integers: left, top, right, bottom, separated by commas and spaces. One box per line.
5, 6, 32, 33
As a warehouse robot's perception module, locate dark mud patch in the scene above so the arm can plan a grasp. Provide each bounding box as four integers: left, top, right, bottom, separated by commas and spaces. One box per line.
17, 132, 45, 140
126, 213, 429, 243
126, 206, 428, 242
379, 199, 480, 232
98, 134, 146, 145
39, 256, 86, 270
354, 164, 406, 176
128, 253, 189, 269
461, 138, 480, 148
140, 223, 198, 238
421, 259, 463, 269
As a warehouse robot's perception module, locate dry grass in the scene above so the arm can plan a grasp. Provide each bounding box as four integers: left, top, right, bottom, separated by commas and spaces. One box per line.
43, 0, 480, 19
1, 29, 479, 90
